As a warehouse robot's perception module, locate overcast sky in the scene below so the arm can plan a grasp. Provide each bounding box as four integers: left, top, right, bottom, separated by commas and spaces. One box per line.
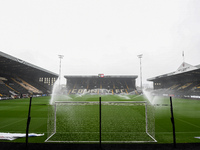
0, 0, 200, 86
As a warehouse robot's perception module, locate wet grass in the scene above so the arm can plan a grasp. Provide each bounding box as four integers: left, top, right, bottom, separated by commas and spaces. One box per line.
0, 95, 200, 144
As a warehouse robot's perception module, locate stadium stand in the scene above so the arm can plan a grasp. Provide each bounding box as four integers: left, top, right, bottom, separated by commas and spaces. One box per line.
11, 77, 42, 94
168, 84, 181, 90
0, 51, 58, 99
148, 62, 200, 99
65, 75, 138, 94
193, 83, 200, 89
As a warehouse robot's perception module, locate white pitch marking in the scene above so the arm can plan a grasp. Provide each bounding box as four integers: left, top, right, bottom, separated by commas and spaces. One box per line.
176, 118, 200, 129
0, 118, 27, 129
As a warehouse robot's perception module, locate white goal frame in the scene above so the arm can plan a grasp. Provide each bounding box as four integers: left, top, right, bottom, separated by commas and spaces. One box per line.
45, 101, 157, 143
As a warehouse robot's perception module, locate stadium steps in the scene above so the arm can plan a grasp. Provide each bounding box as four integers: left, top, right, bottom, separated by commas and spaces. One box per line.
0, 83, 10, 96
125, 89, 128, 94
100, 82, 102, 89
66, 78, 136, 95
28, 80, 48, 93
168, 84, 181, 90
125, 81, 129, 90
113, 82, 115, 89
192, 83, 200, 89
70, 81, 77, 94
87, 81, 89, 90
135, 90, 139, 95
5, 77, 28, 94
11, 77, 42, 94
18, 77, 43, 94
71, 81, 78, 94
5, 83, 19, 94
182, 82, 197, 91
177, 83, 192, 90
0, 93, 3, 96
73, 81, 77, 89
0, 80, 4, 84
11, 78, 31, 93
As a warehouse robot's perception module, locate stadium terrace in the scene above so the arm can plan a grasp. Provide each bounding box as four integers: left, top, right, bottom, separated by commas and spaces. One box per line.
0, 51, 58, 99
64, 75, 138, 95
148, 62, 200, 99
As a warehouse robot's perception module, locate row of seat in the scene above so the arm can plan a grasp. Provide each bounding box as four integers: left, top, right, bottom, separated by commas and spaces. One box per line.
168, 82, 200, 91
0, 76, 43, 97
67, 79, 136, 94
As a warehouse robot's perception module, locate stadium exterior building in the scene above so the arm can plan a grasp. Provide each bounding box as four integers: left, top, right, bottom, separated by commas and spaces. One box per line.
0, 51, 58, 99
147, 62, 200, 98
64, 74, 138, 94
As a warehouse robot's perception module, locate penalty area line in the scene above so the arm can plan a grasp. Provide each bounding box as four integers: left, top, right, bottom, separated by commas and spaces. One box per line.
0, 118, 27, 129
176, 118, 200, 129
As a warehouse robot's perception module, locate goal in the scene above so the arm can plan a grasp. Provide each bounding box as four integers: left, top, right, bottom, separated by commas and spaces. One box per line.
45, 101, 156, 143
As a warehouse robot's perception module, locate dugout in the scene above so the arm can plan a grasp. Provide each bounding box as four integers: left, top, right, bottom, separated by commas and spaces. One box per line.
0, 51, 58, 98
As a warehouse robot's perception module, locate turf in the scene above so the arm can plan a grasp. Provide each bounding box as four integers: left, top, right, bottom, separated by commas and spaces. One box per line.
0, 95, 200, 144
50, 102, 150, 142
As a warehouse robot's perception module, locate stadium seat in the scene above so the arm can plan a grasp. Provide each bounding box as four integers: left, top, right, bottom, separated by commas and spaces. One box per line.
66, 77, 136, 95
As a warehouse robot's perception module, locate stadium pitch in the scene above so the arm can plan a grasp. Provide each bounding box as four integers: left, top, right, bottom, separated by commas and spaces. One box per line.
0, 95, 200, 148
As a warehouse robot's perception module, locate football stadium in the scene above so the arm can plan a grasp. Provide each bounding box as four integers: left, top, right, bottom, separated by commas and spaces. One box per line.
0, 51, 200, 150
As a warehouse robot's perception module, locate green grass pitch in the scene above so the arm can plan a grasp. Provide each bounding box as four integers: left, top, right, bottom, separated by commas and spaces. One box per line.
49, 101, 151, 143
0, 95, 200, 144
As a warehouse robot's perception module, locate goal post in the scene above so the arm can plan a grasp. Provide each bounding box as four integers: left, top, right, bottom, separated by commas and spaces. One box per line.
45, 101, 156, 143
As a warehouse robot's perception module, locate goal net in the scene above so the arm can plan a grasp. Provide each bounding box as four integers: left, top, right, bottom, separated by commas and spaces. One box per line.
45, 101, 156, 143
